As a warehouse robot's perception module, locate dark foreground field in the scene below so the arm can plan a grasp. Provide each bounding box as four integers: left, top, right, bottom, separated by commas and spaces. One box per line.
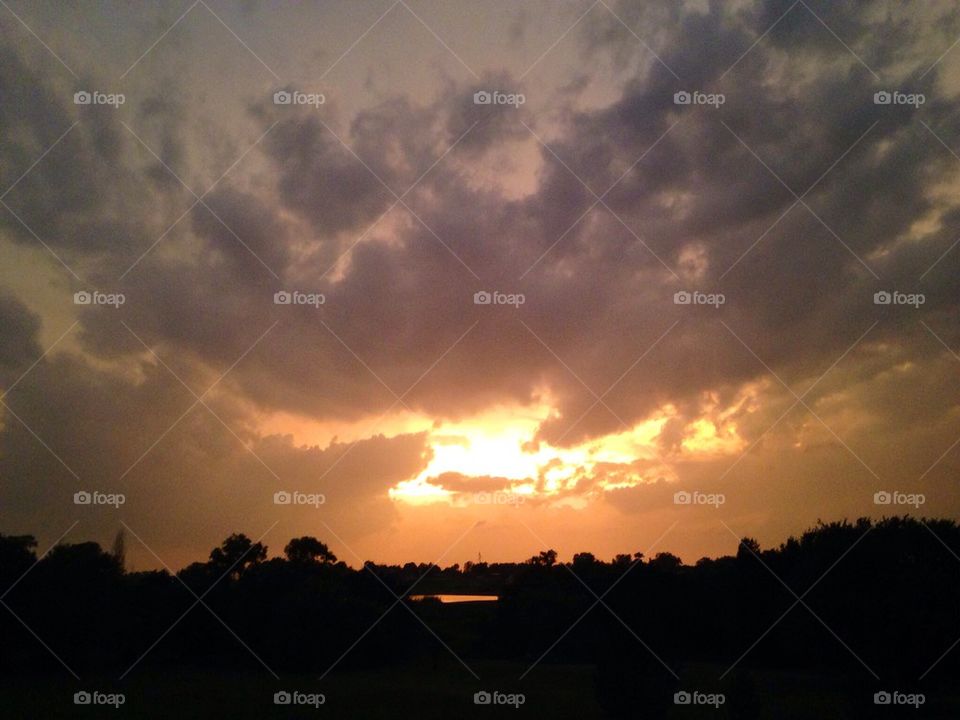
3, 660, 959, 719
3, 518, 959, 718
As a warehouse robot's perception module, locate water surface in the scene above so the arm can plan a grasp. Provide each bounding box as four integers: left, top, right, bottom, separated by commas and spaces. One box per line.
408, 594, 498, 603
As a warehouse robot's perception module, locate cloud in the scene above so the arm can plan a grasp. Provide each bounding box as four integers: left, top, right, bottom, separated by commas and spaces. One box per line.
428, 471, 524, 494
0, 293, 42, 379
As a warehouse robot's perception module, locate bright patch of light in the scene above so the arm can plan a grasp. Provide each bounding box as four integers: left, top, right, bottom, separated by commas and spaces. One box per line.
383, 391, 752, 505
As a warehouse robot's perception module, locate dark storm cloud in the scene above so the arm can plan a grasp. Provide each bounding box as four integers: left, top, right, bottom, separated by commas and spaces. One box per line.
263, 108, 397, 238
506, 0, 960, 445
0, 293, 42, 378
4, 1, 958, 430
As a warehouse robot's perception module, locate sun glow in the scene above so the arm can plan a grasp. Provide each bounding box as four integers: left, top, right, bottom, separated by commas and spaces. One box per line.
265, 391, 753, 508
389, 402, 686, 505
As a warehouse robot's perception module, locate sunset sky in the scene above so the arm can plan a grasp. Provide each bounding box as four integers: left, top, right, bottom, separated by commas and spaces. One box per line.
1, 0, 959, 571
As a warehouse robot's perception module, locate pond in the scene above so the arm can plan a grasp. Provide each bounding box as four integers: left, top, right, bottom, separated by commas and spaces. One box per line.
407, 594, 498, 603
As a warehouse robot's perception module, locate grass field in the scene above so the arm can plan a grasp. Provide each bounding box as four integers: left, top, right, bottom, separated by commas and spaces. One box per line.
4, 660, 959, 719
0, 661, 599, 719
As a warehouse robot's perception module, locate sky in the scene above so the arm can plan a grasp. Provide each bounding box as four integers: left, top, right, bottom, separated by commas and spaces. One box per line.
1, 0, 959, 571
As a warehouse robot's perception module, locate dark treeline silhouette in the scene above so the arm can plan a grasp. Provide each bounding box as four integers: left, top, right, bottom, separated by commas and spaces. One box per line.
1, 517, 959, 717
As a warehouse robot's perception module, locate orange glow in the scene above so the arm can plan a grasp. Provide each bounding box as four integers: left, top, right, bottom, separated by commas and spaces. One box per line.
264, 393, 753, 508
389, 402, 699, 505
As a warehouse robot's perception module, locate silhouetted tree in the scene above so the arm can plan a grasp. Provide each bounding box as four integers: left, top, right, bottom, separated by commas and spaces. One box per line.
530, 549, 557, 566
648, 551, 682, 571
736, 536, 761, 561
572, 552, 597, 572
0, 533, 36, 579
284, 536, 337, 564
111, 529, 126, 570
208, 533, 266, 579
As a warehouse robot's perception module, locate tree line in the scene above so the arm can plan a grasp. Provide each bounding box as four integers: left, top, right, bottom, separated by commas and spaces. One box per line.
1, 516, 958, 716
